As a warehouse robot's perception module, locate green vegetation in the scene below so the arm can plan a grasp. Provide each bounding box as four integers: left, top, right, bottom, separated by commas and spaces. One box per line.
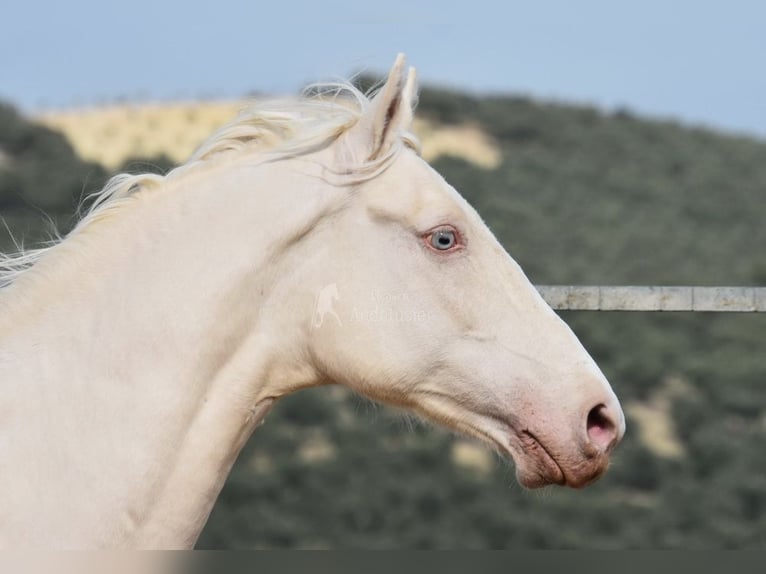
0, 103, 104, 251
1, 86, 764, 548
0, 103, 174, 252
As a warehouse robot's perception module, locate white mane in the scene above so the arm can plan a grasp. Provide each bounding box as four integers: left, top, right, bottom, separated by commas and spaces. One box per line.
0, 82, 420, 289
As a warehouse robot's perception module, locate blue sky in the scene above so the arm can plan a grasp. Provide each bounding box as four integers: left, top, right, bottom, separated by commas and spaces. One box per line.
2, 0, 764, 138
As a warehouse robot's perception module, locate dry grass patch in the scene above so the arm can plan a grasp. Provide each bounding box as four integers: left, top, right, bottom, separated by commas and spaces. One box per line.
450, 438, 494, 476
625, 376, 695, 460
37, 101, 502, 171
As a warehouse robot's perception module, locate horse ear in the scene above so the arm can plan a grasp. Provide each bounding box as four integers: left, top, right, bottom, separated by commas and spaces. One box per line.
354, 54, 418, 161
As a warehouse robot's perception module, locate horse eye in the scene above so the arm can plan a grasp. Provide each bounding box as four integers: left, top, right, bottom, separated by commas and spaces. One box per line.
429, 228, 457, 251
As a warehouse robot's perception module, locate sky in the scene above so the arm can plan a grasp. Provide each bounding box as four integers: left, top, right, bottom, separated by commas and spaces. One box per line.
2, 0, 765, 139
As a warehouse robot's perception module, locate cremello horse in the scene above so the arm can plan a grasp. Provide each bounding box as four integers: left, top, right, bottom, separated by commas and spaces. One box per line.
0, 55, 624, 548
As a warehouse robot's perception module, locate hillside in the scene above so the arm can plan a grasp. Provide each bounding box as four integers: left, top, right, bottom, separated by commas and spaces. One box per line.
1, 86, 765, 548
36, 101, 501, 170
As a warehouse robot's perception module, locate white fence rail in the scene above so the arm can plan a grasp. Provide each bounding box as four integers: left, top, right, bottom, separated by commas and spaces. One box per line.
536, 286, 766, 312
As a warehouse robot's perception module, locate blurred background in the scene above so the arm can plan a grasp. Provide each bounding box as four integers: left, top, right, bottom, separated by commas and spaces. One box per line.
2, 0, 765, 548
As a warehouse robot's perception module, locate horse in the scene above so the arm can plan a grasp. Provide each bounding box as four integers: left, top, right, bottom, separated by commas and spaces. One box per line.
0, 55, 624, 548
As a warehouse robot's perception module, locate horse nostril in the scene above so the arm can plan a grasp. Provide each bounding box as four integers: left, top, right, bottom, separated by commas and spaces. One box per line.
586, 403, 618, 452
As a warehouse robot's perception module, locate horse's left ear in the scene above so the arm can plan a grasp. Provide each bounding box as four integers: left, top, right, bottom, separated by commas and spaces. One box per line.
354, 54, 418, 161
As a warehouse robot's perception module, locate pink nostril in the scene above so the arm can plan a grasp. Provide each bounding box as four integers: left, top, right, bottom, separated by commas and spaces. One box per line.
587, 404, 618, 452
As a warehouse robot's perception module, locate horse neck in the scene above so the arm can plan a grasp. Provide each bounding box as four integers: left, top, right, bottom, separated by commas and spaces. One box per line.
0, 156, 333, 548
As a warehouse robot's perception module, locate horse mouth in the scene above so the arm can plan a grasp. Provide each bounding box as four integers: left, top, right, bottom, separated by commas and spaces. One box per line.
410, 392, 571, 488
464, 421, 567, 488
511, 430, 566, 488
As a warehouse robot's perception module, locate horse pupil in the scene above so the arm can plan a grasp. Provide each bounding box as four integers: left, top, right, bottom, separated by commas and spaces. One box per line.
431, 230, 454, 250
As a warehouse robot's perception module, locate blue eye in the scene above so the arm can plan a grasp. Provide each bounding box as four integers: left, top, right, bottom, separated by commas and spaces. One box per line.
429, 228, 457, 250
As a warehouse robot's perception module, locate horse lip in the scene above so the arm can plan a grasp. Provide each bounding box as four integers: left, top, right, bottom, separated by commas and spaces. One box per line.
409, 392, 575, 488
514, 429, 566, 487
513, 429, 613, 489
